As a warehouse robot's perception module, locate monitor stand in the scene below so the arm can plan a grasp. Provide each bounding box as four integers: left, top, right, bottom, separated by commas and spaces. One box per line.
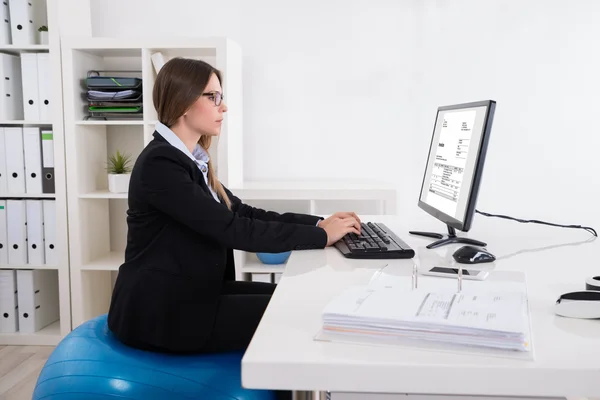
409, 225, 486, 249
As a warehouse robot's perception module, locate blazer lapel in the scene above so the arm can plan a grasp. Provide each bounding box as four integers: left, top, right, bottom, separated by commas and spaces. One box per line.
152, 131, 215, 199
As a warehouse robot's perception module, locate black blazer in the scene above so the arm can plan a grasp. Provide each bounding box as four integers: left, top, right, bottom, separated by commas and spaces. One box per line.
107, 131, 327, 352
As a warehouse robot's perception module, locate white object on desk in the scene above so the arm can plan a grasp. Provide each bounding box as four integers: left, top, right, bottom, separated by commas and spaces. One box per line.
318, 272, 532, 356
421, 265, 489, 281
554, 290, 600, 319
242, 215, 600, 399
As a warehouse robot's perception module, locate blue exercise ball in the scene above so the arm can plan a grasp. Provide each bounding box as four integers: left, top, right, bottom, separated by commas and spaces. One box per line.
33, 314, 276, 400
256, 251, 291, 265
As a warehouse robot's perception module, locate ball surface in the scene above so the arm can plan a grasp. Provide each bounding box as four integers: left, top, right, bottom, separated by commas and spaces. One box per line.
33, 314, 275, 400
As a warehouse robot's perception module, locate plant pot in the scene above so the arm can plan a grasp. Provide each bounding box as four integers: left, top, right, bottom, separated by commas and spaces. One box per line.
39, 31, 48, 45
108, 173, 130, 193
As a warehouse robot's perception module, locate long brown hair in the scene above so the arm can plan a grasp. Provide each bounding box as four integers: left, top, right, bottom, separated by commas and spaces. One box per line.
153, 57, 231, 209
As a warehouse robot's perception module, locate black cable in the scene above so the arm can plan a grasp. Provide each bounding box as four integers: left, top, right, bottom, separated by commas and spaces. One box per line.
475, 209, 598, 237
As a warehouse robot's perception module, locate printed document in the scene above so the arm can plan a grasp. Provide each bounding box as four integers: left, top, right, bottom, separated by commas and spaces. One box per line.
321, 283, 531, 352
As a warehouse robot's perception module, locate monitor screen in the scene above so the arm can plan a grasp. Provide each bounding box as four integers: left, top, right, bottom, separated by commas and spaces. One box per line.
418, 101, 495, 229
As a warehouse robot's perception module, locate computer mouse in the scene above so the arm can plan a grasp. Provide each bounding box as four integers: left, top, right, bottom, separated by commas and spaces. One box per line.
452, 245, 496, 264
554, 291, 600, 319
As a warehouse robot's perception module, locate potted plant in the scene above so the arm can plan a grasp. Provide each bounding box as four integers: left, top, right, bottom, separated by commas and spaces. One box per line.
38, 25, 48, 45
107, 150, 132, 193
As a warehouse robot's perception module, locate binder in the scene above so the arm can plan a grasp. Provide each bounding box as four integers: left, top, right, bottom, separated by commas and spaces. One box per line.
0, 269, 19, 333
151, 52, 165, 73
0, 200, 7, 265
0, 0, 11, 45
20, 53, 39, 121
42, 199, 56, 265
40, 129, 54, 193
23, 126, 42, 194
0, 127, 7, 193
4, 127, 25, 194
16, 269, 59, 333
25, 199, 43, 265
36, 53, 50, 121
0, 53, 24, 120
6, 199, 26, 265
8, 0, 35, 45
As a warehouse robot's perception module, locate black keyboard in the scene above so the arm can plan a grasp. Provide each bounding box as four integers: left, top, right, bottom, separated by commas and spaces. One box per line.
334, 222, 415, 259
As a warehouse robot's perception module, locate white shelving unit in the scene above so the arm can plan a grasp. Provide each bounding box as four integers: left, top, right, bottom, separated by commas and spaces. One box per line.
0, 0, 71, 346
60, 36, 244, 328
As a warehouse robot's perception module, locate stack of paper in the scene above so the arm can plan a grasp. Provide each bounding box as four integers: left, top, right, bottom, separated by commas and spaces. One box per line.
87, 89, 139, 101
321, 284, 531, 352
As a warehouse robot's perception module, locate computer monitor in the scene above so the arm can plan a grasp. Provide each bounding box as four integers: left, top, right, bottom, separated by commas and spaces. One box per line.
409, 100, 496, 249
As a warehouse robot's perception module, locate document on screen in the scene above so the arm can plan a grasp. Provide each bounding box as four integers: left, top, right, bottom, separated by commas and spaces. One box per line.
426, 110, 476, 218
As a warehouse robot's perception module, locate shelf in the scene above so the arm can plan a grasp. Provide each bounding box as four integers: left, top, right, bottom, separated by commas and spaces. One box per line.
229, 180, 396, 200
0, 321, 62, 346
0, 120, 53, 125
71, 124, 143, 196
69, 47, 141, 57
81, 251, 123, 271
241, 253, 288, 274
0, 263, 59, 270
62, 36, 228, 52
0, 45, 50, 55
79, 190, 127, 199
75, 120, 145, 126
0, 193, 56, 199
242, 264, 286, 274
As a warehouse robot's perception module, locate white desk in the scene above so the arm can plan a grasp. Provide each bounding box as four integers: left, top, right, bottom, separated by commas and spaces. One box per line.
241, 215, 600, 399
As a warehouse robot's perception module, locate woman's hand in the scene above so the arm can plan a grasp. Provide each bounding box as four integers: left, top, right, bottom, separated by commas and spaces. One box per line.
319, 213, 362, 246
318, 212, 361, 230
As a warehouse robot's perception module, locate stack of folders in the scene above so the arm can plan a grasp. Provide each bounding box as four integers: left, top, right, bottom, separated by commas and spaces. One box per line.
0, 127, 55, 195
0, 199, 57, 266
0, 269, 60, 334
1, 126, 57, 267
84, 74, 143, 120
20, 53, 52, 122
320, 281, 531, 353
0, 52, 51, 122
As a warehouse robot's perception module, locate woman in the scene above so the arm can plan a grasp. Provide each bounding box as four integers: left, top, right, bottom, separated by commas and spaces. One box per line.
107, 57, 361, 356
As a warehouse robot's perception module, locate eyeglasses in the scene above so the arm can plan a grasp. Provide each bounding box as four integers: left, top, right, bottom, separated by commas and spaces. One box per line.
201, 91, 224, 106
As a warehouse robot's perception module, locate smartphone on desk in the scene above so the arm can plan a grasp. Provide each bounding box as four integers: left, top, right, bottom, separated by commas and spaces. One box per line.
422, 266, 489, 281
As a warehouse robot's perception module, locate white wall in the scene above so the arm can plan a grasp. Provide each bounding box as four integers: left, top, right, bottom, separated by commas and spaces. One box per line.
90, 0, 600, 235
